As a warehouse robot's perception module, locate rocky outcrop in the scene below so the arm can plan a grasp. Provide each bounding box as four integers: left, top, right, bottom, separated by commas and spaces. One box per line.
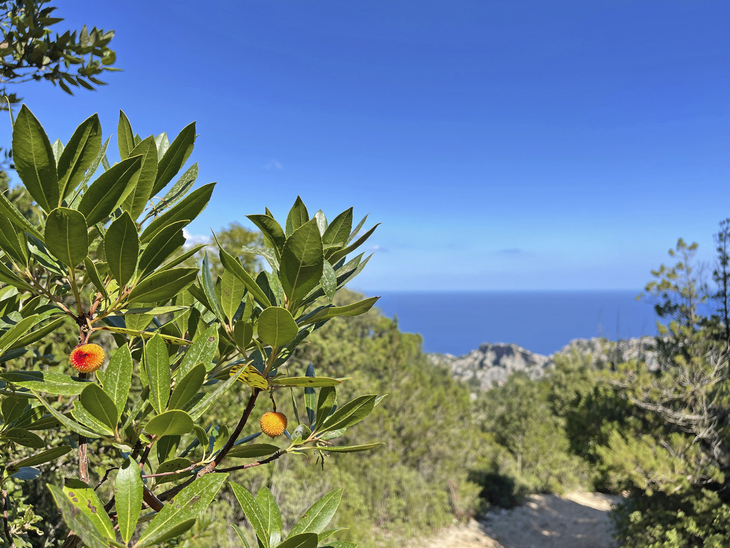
430, 337, 657, 391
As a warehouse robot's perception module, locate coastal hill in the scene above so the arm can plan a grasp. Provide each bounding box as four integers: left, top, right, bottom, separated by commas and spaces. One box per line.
430, 336, 657, 391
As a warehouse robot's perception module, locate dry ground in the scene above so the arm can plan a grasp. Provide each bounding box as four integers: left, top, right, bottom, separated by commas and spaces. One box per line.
415, 492, 620, 548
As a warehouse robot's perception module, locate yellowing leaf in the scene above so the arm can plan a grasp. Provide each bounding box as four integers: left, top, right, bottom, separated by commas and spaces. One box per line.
230, 364, 268, 390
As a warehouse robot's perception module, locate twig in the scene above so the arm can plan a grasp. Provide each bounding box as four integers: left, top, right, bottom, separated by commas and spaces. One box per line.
1, 487, 11, 546
216, 451, 283, 473
142, 464, 196, 479
94, 467, 118, 491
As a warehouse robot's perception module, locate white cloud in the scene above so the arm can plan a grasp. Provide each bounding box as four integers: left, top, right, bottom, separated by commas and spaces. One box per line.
182, 228, 211, 250
264, 160, 284, 171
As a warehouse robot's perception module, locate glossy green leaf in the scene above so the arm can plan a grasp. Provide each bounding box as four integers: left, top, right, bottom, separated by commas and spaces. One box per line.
83, 258, 109, 300
33, 393, 102, 438
218, 246, 271, 308
72, 400, 115, 437
285, 196, 309, 237
269, 377, 342, 388
0, 215, 28, 265
304, 364, 316, 426
12, 105, 58, 213
62, 479, 115, 540
280, 219, 324, 307
78, 154, 144, 226
44, 207, 88, 267
300, 297, 379, 325
315, 387, 337, 431
102, 343, 133, 416
145, 334, 171, 414
154, 132, 169, 160
138, 220, 186, 277
145, 410, 194, 437
97, 325, 190, 346
10, 445, 71, 469
128, 267, 198, 303
231, 523, 251, 548
118, 110, 135, 160
320, 261, 337, 302
0, 370, 90, 396
256, 486, 283, 547
321, 395, 377, 433
278, 534, 318, 548
234, 321, 253, 349
177, 325, 218, 378
0, 190, 43, 240
151, 121, 196, 196
122, 136, 158, 219
322, 208, 352, 248
328, 224, 380, 264
140, 182, 215, 244
246, 214, 286, 260
230, 482, 270, 548
135, 473, 227, 548
58, 114, 101, 200
169, 363, 206, 410
258, 306, 298, 347
188, 367, 244, 421
200, 252, 225, 323
226, 443, 279, 459
104, 211, 139, 287
316, 442, 382, 453
289, 489, 343, 536
48, 484, 109, 548
160, 162, 198, 212
80, 383, 118, 431
154, 457, 193, 484
221, 271, 246, 322
2, 428, 44, 448
116, 457, 143, 544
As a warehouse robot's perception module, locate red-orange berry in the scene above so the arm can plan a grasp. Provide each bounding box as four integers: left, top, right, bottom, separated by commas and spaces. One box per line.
69, 344, 105, 373
260, 411, 287, 438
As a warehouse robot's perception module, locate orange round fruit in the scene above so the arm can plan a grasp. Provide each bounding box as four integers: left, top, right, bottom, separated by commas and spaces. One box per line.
69, 344, 105, 373
260, 411, 287, 438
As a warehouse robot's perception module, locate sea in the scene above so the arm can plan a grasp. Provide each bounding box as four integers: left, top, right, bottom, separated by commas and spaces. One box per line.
370, 290, 663, 356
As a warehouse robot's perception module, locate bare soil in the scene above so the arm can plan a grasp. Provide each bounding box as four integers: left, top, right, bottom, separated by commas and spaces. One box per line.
416, 492, 620, 548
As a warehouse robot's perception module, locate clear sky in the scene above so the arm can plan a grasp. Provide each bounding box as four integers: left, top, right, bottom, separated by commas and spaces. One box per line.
4, 1, 730, 291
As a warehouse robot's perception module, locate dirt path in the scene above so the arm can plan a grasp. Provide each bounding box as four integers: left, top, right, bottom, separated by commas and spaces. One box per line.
417, 492, 620, 548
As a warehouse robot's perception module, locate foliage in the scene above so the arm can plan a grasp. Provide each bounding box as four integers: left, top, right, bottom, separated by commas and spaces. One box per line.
0, 107, 383, 547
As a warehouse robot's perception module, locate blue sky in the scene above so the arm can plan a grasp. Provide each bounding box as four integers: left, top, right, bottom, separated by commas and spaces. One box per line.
4, 1, 730, 291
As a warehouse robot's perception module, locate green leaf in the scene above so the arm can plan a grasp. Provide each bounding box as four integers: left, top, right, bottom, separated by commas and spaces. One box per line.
140, 182, 215, 244
256, 486, 283, 547
44, 207, 88, 267
285, 196, 309, 237
328, 224, 379, 264
230, 482, 270, 548
62, 479, 116, 540
280, 219, 324, 308
151, 122, 196, 196
226, 444, 279, 459
0, 214, 28, 265
221, 271, 246, 323
231, 524, 252, 548
160, 163, 198, 212
154, 132, 169, 161
2, 428, 44, 448
154, 457, 193, 484
12, 105, 58, 213
169, 363, 205, 410
320, 542, 357, 548
10, 445, 71, 469
97, 325, 190, 346
234, 321, 253, 350
48, 484, 109, 548
304, 364, 316, 426
118, 110, 135, 160
135, 473, 228, 548
83, 258, 109, 300
33, 393, 102, 438
247, 214, 287, 261
116, 457, 143, 544
300, 297, 379, 325
78, 154, 144, 226
289, 490, 343, 536
145, 410, 194, 437
269, 377, 342, 388
58, 114, 101, 201
258, 307, 298, 347
200, 252, 225, 323
104, 211, 139, 288
0, 370, 90, 396
320, 261, 337, 302
128, 267, 198, 303
218, 246, 271, 308
315, 387, 336, 431
138, 220, 186, 277
102, 344, 133, 418
80, 383, 118, 431
321, 395, 377, 433
322, 208, 352, 248
188, 367, 244, 421
177, 325, 218, 378
278, 534, 318, 548
122, 136, 158, 219
145, 334, 171, 414
316, 442, 382, 453
72, 400, 115, 437
0, 190, 43, 240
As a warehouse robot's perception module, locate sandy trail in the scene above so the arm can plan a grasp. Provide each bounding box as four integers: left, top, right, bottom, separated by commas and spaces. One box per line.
417, 492, 620, 548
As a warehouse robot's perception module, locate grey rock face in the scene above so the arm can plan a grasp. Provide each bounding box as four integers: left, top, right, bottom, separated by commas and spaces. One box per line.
430, 337, 657, 391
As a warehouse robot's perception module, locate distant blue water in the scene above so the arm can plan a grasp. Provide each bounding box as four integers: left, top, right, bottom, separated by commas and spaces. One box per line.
372, 291, 661, 356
